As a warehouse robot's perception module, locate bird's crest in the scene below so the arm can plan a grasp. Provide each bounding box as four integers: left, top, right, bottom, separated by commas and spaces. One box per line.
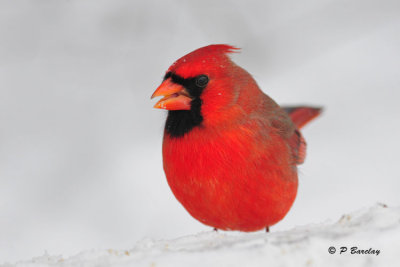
168, 44, 240, 78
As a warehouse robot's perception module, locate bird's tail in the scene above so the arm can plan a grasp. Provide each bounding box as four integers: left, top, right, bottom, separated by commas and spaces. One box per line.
282, 106, 323, 129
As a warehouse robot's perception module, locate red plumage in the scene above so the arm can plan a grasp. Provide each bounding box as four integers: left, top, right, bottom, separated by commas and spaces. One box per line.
152, 45, 321, 231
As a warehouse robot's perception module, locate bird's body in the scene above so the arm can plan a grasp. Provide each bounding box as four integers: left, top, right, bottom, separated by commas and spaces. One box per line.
152, 45, 321, 231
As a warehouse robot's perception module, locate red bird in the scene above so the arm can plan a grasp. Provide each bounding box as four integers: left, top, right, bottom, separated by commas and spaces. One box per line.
151, 45, 321, 232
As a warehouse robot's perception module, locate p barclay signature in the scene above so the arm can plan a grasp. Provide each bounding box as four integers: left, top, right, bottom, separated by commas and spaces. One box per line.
328, 246, 380, 256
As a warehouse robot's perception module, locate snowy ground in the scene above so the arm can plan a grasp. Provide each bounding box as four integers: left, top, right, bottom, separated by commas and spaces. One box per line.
2, 204, 399, 267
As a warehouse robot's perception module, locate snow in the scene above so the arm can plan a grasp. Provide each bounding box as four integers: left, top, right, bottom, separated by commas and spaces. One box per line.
2, 204, 399, 267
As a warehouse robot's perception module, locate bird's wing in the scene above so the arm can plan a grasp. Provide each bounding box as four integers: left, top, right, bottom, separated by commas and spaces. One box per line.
282, 106, 322, 165
287, 129, 307, 165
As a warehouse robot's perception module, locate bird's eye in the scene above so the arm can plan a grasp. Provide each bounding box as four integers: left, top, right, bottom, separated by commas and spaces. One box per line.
195, 75, 209, 88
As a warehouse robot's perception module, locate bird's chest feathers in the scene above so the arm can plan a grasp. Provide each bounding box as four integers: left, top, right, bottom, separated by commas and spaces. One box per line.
162, 124, 275, 192
161, 122, 296, 225
162, 128, 252, 212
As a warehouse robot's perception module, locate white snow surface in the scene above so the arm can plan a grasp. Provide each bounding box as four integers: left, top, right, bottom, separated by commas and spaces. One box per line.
3, 204, 399, 267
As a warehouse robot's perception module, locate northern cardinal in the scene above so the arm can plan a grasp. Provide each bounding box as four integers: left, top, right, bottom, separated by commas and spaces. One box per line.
151, 44, 321, 232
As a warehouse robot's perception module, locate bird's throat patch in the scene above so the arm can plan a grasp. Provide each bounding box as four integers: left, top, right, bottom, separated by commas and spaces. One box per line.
165, 98, 203, 137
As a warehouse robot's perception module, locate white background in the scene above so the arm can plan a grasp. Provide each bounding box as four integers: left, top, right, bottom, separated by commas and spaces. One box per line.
1, 0, 399, 262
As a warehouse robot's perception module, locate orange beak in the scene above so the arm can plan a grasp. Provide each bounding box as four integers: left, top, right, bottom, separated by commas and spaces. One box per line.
151, 79, 192, 110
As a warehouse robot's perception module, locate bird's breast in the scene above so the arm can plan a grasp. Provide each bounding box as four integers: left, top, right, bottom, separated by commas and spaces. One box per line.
161, 122, 298, 231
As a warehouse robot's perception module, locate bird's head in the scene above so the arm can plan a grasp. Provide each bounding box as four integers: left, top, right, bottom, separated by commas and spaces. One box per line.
151, 44, 258, 137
